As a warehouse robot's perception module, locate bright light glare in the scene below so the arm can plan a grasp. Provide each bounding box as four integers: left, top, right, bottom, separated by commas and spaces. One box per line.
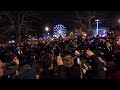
9, 41, 11, 43
84, 33, 87, 36
45, 27, 49, 31
11, 40, 15, 43
118, 19, 120, 23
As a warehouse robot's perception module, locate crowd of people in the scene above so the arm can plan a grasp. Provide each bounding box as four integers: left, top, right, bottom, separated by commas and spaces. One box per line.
0, 31, 120, 79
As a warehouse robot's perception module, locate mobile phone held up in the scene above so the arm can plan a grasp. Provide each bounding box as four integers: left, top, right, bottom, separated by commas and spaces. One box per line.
77, 57, 80, 64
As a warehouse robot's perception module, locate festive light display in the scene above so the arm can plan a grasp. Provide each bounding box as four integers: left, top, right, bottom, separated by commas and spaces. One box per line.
53, 24, 67, 38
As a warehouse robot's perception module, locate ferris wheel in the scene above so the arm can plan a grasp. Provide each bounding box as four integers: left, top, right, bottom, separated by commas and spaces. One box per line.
53, 24, 67, 38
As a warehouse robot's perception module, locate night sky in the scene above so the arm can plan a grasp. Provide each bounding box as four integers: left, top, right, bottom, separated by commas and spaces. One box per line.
35, 11, 120, 29
0, 11, 120, 35
0, 11, 120, 42
39, 11, 120, 29
36, 11, 120, 36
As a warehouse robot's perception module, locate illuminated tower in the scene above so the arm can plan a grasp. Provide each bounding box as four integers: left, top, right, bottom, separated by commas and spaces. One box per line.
95, 19, 99, 35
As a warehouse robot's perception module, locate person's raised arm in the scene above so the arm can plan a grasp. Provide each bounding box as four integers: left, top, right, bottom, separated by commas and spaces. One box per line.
86, 50, 106, 79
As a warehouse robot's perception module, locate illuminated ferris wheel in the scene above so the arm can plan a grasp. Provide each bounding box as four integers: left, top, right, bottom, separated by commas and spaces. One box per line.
53, 24, 67, 38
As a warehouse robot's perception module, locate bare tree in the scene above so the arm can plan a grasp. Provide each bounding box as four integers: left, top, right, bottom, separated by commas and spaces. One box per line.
74, 11, 96, 36
0, 11, 42, 43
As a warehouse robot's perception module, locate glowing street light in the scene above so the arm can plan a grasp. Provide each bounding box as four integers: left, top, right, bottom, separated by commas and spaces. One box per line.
45, 27, 49, 32
118, 19, 120, 23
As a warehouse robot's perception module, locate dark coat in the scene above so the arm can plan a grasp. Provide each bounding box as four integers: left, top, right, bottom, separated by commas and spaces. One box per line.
2, 62, 19, 79
85, 55, 106, 79
40, 69, 55, 79
40, 64, 81, 80
12, 68, 36, 79
57, 64, 81, 80
107, 52, 120, 79
103, 46, 114, 62
106, 63, 120, 79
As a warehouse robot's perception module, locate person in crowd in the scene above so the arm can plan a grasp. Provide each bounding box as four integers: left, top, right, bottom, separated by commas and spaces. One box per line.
39, 53, 55, 79
106, 45, 120, 79
0, 31, 119, 79
0, 60, 3, 79
12, 64, 37, 79
0, 55, 19, 79
84, 50, 106, 79
56, 51, 82, 80
103, 42, 114, 68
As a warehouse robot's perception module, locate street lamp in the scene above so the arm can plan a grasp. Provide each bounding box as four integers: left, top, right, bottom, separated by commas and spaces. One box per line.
45, 27, 49, 32
44, 26, 50, 39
